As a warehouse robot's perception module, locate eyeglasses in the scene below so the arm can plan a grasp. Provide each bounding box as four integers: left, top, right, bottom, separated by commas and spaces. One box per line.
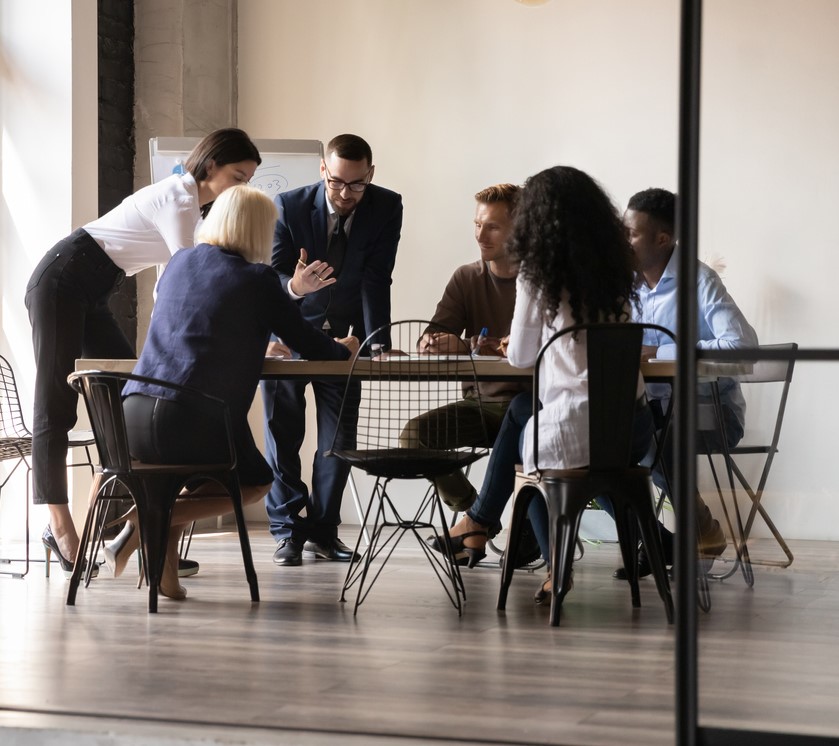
323, 163, 372, 193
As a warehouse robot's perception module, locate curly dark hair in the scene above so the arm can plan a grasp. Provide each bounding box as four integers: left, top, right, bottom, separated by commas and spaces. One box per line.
627, 187, 676, 235
509, 165, 637, 327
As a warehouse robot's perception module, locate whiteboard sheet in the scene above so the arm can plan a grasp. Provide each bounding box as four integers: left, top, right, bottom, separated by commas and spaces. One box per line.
149, 137, 323, 198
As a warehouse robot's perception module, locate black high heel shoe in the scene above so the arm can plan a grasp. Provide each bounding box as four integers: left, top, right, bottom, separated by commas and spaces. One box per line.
42, 525, 98, 580
534, 570, 573, 605
426, 530, 488, 568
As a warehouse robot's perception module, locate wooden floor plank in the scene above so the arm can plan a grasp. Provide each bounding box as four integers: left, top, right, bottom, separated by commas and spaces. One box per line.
2, 532, 838, 745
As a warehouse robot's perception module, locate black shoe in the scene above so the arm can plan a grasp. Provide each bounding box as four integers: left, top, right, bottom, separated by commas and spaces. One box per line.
613, 546, 665, 581
178, 558, 200, 577
426, 531, 488, 568
273, 538, 303, 566
42, 525, 99, 580
303, 537, 360, 562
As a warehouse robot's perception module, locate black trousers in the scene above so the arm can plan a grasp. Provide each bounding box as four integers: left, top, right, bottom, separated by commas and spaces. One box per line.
24, 229, 131, 505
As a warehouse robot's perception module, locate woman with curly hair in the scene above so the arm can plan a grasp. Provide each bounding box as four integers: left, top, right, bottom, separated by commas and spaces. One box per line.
428, 165, 655, 602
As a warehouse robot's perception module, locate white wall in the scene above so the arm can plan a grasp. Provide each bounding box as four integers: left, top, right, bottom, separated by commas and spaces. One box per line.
0, 0, 99, 535
238, 0, 839, 540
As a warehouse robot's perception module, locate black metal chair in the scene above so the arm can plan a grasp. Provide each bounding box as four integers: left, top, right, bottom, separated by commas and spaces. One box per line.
66, 370, 259, 612
1, 353, 95, 578
326, 320, 491, 615
702, 343, 797, 579
497, 323, 674, 627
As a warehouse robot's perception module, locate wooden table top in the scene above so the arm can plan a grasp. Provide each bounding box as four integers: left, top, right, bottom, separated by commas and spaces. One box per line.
76, 357, 751, 382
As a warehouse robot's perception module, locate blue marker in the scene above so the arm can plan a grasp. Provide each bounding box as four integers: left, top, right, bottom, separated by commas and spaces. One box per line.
473, 327, 489, 357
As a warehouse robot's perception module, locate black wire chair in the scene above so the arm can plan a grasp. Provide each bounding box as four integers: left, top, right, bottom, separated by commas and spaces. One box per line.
1, 353, 94, 578
326, 320, 491, 615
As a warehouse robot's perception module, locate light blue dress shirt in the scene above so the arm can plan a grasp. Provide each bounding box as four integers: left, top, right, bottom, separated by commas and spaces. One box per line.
635, 251, 759, 431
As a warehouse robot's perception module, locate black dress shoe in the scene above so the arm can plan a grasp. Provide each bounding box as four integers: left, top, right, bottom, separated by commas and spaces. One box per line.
273, 538, 303, 566
303, 537, 360, 562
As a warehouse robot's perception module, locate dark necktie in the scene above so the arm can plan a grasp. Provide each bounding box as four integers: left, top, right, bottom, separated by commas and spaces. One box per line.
327, 213, 349, 279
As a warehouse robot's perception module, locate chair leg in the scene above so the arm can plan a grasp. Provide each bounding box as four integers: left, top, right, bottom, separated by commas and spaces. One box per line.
612, 500, 643, 609
66, 473, 104, 606
340, 477, 381, 604
627, 481, 674, 624
427, 487, 465, 613
130, 477, 178, 614
497, 485, 538, 611
548, 500, 584, 628
227, 480, 259, 603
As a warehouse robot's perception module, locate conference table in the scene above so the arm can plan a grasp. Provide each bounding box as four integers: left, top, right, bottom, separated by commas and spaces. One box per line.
74, 356, 749, 558
77, 356, 692, 380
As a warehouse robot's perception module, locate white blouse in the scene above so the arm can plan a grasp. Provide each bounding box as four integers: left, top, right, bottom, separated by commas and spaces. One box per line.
507, 275, 644, 474
84, 173, 201, 276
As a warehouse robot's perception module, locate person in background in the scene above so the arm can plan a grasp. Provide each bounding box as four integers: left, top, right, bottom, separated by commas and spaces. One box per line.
25, 128, 261, 578
104, 185, 357, 599
428, 165, 655, 602
262, 134, 403, 567
610, 187, 759, 580
400, 183, 528, 512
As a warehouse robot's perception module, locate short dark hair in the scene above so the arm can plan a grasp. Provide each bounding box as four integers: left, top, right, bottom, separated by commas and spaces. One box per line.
185, 128, 262, 182
627, 188, 676, 235
326, 134, 373, 165
474, 183, 521, 214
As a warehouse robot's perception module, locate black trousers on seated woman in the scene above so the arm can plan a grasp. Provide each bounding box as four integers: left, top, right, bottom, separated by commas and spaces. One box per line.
123, 394, 272, 487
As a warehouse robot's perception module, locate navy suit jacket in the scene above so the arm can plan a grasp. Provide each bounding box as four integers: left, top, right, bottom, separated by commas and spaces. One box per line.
272, 181, 402, 349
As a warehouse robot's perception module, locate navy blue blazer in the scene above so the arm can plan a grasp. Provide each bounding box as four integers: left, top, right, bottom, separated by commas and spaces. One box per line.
124, 244, 350, 434
272, 181, 403, 349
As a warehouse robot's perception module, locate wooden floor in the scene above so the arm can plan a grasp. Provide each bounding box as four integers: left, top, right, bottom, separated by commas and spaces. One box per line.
1, 530, 839, 745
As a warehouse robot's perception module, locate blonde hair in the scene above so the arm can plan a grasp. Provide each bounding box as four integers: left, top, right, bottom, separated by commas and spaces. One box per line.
196, 185, 277, 264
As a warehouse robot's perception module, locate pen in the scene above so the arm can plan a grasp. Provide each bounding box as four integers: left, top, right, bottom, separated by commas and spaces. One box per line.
297, 256, 324, 282
473, 327, 489, 357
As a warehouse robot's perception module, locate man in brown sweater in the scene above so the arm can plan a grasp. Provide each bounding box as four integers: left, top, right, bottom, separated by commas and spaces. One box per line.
400, 183, 528, 511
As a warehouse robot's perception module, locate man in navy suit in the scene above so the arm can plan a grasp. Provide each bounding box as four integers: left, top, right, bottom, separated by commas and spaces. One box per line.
262, 134, 403, 566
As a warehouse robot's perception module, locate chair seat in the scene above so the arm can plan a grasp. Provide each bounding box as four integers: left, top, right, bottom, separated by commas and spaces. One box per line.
68, 429, 95, 446
125, 460, 234, 475
329, 447, 484, 479
0, 437, 32, 459
516, 464, 651, 482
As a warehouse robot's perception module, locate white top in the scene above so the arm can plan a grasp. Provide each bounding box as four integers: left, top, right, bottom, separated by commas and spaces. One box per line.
83, 173, 201, 276
507, 275, 644, 474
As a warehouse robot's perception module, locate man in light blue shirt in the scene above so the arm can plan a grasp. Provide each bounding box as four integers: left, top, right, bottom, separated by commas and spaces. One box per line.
613, 187, 759, 580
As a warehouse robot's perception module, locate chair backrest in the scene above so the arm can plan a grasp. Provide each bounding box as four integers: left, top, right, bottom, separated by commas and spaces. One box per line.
330, 319, 489, 456
737, 343, 797, 384
734, 342, 797, 451
531, 322, 675, 474
69, 372, 134, 472
0, 354, 31, 441
68, 370, 236, 472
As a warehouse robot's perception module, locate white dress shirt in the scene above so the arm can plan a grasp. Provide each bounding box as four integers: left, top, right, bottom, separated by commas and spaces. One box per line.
84, 173, 201, 276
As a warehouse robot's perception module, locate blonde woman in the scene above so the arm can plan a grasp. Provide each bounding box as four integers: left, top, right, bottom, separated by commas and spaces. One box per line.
107, 186, 358, 598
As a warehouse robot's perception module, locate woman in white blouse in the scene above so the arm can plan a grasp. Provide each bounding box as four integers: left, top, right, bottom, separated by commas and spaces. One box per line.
428, 165, 653, 602
25, 128, 261, 576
